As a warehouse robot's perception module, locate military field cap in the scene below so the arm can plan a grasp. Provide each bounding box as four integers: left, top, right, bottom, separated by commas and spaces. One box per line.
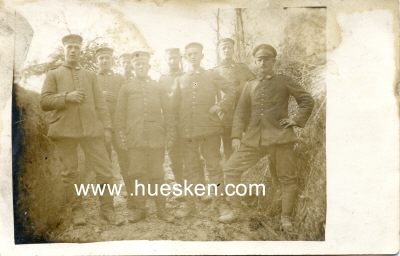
131, 51, 150, 62
165, 48, 181, 55
62, 34, 83, 45
252, 44, 277, 58
184, 42, 203, 51
95, 47, 113, 57
218, 38, 235, 47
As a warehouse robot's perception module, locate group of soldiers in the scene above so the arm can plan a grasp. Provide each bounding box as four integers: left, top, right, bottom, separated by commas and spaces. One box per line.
40, 34, 314, 232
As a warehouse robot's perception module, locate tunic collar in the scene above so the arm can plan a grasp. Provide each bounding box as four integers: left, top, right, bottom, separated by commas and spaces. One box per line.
220, 59, 235, 67
168, 69, 183, 76
257, 73, 274, 81
135, 76, 151, 83
63, 62, 81, 70
187, 67, 205, 75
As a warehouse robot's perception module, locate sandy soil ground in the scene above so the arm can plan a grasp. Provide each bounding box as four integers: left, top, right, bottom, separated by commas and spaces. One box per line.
48, 156, 297, 242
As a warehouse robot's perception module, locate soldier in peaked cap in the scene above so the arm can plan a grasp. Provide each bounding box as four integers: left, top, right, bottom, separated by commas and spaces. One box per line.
220, 44, 314, 231
252, 43, 277, 58
160, 48, 183, 95
62, 34, 83, 45
158, 48, 184, 186
120, 53, 133, 79
40, 34, 117, 226
184, 42, 203, 51
114, 50, 175, 223
95, 47, 129, 217
95, 47, 123, 119
171, 42, 236, 219
159, 47, 207, 199
131, 50, 150, 61
214, 37, 255, 160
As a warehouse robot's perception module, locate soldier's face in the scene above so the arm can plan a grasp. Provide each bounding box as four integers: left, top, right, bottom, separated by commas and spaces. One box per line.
133, 60, 150, 78
64, 43, 81, 63
185, 47, 203, 67
219, 43, 234, 60
167, 53, 181, 70
255, 56, 275, 74
97, 54, 113, 71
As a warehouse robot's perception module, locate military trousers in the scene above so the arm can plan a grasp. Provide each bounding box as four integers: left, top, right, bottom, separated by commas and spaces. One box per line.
181, 135, 224, 195
104, 136, 129, 184
53, 137, 115, 209
127, 147, 166, 210
221, 126, 233, 160
167, 141, 184, 185
223, 142, 298, 216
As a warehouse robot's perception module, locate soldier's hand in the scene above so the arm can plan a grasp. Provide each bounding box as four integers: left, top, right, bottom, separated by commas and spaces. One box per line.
209, 104, 222, 114
232, 138, 241, 152
279, 118, 298, 128
104, 129, 112, 146
66, 89, 86, 103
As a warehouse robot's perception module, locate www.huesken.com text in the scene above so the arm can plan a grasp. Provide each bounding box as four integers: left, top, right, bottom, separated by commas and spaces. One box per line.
74, 180, 266, 197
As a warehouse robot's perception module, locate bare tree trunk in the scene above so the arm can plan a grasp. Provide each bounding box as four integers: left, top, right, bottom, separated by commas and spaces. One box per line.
234, 8, 245, 62
216, 8, 221, 64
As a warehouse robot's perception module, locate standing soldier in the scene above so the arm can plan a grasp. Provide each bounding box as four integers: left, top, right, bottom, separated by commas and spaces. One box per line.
114, 51, 174, 223
95, 47, 129, 203
214, 38, 255, 160
220, 44, 314, 231
159, 48, 208, 200
158, 48, 184, 186
171, 42, 236, 218
40, 34, 116, 225
120, 53, 134, 80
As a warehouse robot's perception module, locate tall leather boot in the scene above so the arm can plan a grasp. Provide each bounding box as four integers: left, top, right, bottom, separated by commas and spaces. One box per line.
128, 193, 146, 223
175, 197, 196, 218
155, 197, 174, 223
218, 174, 242, 223
98, 183, 116, 224
213, 197, 231, 220
218, 195, 241, 223
124, 175, 135, 210
280, 183, 298, 231
62, 182, 86, 226
209, 181, 231, 220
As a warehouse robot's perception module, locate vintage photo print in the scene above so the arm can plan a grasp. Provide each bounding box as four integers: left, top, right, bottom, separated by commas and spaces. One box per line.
11, 0, 326, 243
0, 0, 398, 255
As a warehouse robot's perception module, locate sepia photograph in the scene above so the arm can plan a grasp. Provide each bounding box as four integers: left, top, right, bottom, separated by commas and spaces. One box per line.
10, 0, 326, 243
0, 0, 398, 255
